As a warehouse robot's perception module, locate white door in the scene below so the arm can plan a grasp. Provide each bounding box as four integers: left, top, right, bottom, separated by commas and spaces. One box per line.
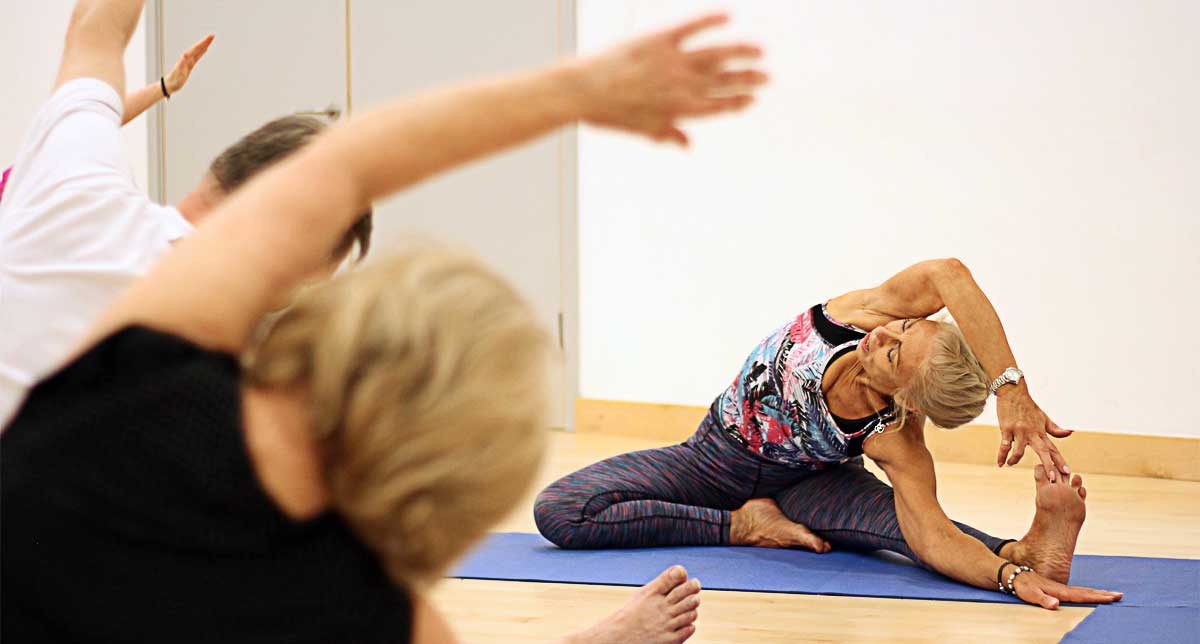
155, 0, 347, 203
349, 1, 574, 427
153, 0, 576, 428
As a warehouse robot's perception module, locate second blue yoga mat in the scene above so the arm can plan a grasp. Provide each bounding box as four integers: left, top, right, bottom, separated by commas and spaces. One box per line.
1060, 606, 1199, 644
452, 532, 1200, 609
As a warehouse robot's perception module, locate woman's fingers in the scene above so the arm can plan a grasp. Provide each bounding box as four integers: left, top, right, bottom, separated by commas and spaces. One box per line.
665, 13, 730, 44
1005, 432, 1030, 467
1030, 435, 1061, 482
1019, 572, 1123, 610
167, 34, 215, 93
1025, 584, 1060, 610
181, 34, 214, 71
683, 94, 755, 117
580, 12, 765, 144
1045, 439, 1070, 476
1037, 414, 1071, 475
1047, 582, 1124, 605
654, 126, 689, 147
187, 34, 214, 60
687, 44, 763, 71
1046, 418, 1075, 439
997, 431, 1014, 467
711, 70, 770, 93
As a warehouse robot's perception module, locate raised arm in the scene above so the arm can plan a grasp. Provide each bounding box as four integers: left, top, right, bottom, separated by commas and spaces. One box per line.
827, 258, 1073, 479
121, 34, 214, 125
864, 421, 1122, 609
85, 13, 766, 354
55, 0, 144, 96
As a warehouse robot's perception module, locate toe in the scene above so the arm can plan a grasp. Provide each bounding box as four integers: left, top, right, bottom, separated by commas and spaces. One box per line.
801, 533, 829, 553
671, 623, 697, 643
1034, 464, 1049, 484
1071, 474, 1083, 488
666, 578, 701, 604
668, 609, 698, 631
648, 565, 688, 595
1078, 486, 1087, 500
670, 594, 700, 617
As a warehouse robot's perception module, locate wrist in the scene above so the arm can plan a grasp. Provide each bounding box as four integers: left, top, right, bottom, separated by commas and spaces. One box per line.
1003, 564, 1033, 595
989, 366, 1026, 397
550, 55, 608, 125
994, 380, 1028, 399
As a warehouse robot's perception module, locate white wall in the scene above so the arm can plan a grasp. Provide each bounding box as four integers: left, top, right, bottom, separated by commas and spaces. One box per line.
349, 1, 573, 427
157, 1, 346, 205
1, 1, 148, 189
578, 1, 1200, 438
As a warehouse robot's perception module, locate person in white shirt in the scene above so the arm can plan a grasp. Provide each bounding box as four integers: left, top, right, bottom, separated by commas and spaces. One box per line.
0, 43, 369, 429
0, 34, 214, 205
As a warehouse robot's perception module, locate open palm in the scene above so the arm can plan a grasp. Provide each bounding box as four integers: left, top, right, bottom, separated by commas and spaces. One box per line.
164, 34, 215, 95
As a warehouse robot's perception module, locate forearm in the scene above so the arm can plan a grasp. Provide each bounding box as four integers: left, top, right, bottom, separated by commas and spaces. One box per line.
931, 260, 1023, 388
121, 81, 162, 125
904, 521, 1007, 590
879, 432, 1008, 591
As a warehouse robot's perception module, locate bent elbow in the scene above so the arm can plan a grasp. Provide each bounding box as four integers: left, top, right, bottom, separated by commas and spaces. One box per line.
939, 257, 970, 276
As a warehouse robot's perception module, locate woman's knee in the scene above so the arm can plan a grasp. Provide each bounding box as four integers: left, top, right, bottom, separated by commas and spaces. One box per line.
532, 486, 586, 548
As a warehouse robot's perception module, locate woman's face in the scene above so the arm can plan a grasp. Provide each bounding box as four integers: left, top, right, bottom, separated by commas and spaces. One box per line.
855, 318, 939, 395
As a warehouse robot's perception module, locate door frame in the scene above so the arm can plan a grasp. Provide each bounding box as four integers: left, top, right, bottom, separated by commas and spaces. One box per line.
556, 0, 580, 431
145, 0, 165, 203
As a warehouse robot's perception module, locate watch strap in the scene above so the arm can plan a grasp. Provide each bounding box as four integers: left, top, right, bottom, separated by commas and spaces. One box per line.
989, 367, 1023, 396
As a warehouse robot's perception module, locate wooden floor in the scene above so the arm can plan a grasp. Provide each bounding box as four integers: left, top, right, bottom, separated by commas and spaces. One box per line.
432, 430, 1200, 643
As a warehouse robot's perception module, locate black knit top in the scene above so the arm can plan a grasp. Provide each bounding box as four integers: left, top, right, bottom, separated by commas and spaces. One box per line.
2, 326, 412, 643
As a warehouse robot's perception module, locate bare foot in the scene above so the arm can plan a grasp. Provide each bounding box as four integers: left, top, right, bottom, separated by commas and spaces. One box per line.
1007, 465, 1087, 584
730, 498, 831, 552
562, 565, 701, 644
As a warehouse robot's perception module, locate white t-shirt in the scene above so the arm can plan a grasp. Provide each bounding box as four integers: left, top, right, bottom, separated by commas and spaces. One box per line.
0, 79, 193, 428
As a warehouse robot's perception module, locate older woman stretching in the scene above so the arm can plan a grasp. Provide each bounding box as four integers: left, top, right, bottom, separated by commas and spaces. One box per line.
536, 259, 1123, 610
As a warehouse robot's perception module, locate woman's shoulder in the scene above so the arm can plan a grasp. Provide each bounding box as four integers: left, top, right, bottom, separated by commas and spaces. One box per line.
809, 303, 868, 346
35, 324, 238, 395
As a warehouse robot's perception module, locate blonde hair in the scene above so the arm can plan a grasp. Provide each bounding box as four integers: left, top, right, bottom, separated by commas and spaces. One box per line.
243, 241, 552, 587
894, 321, 989, 429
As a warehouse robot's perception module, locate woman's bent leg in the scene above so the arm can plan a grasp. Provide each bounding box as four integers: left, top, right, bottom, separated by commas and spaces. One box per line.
535, 414, 768, 549
773, 458, 1011, 569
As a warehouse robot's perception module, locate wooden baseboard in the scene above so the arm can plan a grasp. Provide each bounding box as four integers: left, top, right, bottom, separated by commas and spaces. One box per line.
575, 398, 1200, 482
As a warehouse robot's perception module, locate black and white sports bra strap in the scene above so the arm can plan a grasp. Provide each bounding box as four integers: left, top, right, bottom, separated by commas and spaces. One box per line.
811, 303, 867, 346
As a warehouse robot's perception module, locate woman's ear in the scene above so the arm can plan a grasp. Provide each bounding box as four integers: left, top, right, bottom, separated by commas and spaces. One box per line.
893, 390, 920, 415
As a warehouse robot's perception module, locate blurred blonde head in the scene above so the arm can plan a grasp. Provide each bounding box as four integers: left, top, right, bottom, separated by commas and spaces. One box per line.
243, 240, 552, 586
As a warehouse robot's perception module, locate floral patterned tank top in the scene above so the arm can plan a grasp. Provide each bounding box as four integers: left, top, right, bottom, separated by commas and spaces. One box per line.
717, 304, 897, 469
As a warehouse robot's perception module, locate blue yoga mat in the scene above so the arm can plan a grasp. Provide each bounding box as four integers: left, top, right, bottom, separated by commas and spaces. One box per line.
452, 533, 1200, 609
1061, 607, 1199, 644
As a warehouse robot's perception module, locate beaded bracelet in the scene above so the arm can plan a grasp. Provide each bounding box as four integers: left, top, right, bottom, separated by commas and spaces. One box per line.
1004, 565, 1034, 595
996, 561, 1014, 593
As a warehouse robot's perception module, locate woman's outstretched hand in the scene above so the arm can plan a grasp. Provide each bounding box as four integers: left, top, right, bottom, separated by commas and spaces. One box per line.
164, 34, 215, 95
1014, 569, 1123, 610
997, 388, 1073, 481
572, 13, 767, 146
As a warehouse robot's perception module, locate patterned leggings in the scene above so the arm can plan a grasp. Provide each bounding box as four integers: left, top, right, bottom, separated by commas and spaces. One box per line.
534, 409, 1009, 570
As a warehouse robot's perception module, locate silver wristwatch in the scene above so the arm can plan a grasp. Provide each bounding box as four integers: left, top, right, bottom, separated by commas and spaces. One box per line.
989, 367, 1024, 396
